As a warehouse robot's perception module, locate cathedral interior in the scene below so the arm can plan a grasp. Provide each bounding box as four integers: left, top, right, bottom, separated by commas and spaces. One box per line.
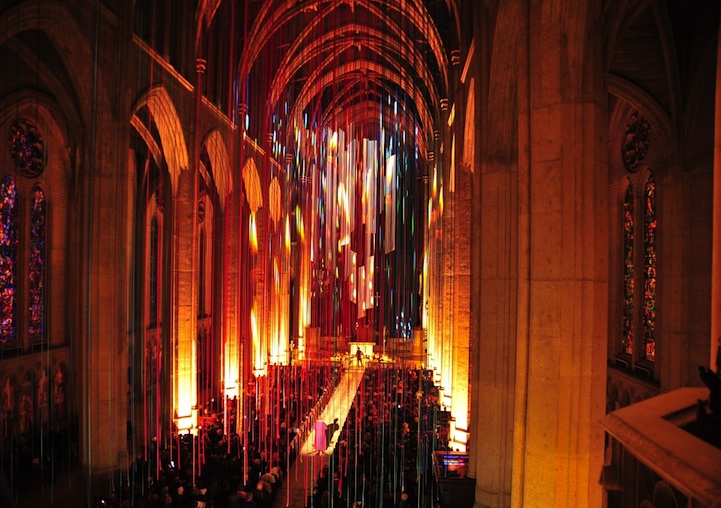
0, 0, 720, 507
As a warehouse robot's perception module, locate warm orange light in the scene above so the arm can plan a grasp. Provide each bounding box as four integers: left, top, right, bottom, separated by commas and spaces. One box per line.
268, 254, 290, 366
224, 326, 239, 399
422, 254, 429, 328
273, 258, 280, 290
432, 167, 438, 199
251, 301, 265, 376
224, 378, 238, 399
249, 213, 258, 253
175, 325, 197, 434
296, 205, 305, 243
176, 414, 197, 435
285, 216, 291, 255
298, 206, 311, 344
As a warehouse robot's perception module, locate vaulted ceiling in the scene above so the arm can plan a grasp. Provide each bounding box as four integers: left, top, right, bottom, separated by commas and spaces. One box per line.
225, 0, 460, 155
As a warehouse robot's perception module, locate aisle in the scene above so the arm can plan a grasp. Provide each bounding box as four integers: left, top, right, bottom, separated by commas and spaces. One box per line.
272, 365, 365, 508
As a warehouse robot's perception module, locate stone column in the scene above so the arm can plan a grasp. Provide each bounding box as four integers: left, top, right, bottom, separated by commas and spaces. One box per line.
711, 15, 721, 371
441, 109, 455, 411
222, 158, 242, 406
452, 142, 472, 445
173, 164, 199, 433
78, 22, 132, 488
470, 1, 607, 507
84, 125, 131, 479
517, 1, 607, 506
470, 1, 522, 505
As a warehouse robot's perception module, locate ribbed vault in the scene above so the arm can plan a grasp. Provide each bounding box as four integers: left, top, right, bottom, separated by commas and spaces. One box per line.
231, 0, 453, 153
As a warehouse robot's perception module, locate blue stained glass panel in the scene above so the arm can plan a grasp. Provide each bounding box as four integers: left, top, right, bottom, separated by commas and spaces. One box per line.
623, 184, 634, 355
0, 177, 18, 343
28, 186, 46, 342
643, 175, 656, 362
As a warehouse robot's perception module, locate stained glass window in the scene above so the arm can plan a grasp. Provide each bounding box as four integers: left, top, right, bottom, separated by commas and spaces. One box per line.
643, 174, 656, 362
198, 227, 205, 317
622, 110, 650, 173
9, 119, 45, 178
149, 214, 158, 327
28, 185, 46, 342
623, 184, 634, 355
0, 177, 18, 343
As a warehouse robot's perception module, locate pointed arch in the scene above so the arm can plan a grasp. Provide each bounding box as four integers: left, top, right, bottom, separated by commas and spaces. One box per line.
132, 86, 190, 195
608, 76, 675, 166
242, 157, 263, 214
462, 78, 476, 172
269, 176, 282, 229
1, 90, 74, 180
203, 130, 233, 210
0, 0, 97, 137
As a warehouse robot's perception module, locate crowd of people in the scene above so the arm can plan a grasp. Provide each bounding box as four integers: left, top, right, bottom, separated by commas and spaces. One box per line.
305, 366, 441, 507
99, 362, 342, 508
6, 359, 448, 507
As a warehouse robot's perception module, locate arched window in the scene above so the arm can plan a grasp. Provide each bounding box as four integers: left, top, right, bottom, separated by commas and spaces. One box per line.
28, 185, 46, 343
198, 226, 205, 317
623, 184, 634, 355
643, 174, 656, 362
149, 214, 159, 327
0, 177, 18, 343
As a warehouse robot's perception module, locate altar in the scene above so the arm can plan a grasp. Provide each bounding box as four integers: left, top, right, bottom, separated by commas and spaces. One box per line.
349, 341, 374, 359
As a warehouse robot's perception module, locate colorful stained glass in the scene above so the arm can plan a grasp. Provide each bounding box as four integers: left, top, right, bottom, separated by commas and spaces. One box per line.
9, 119, 45, 178
149, 214, 158, 326
0, 177, 17, 343
622, 110, 650, 173
198, 228, 205, 317
643, 174, 656, 361
623, 184, 634, 355
28, 186, 46, 342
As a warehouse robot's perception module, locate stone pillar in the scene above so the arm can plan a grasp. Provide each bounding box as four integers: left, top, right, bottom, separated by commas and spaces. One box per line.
518, 1, 607, 506
222, 165, 242, 404
711, 15, 721, 372
473, 158, 519, 508
441, 107, 455, 411
76, 20, 135, 485
427, 146, 443, 375
452, 147, 472, 445
469, 1, 521, 505
173, 165, 199, 433
442, 85, 472, 447
470, 1, 607, 507
84, 128, 131, 479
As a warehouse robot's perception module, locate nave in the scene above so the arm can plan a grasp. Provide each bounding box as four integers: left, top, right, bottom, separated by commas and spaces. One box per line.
4, 1, 721, 506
